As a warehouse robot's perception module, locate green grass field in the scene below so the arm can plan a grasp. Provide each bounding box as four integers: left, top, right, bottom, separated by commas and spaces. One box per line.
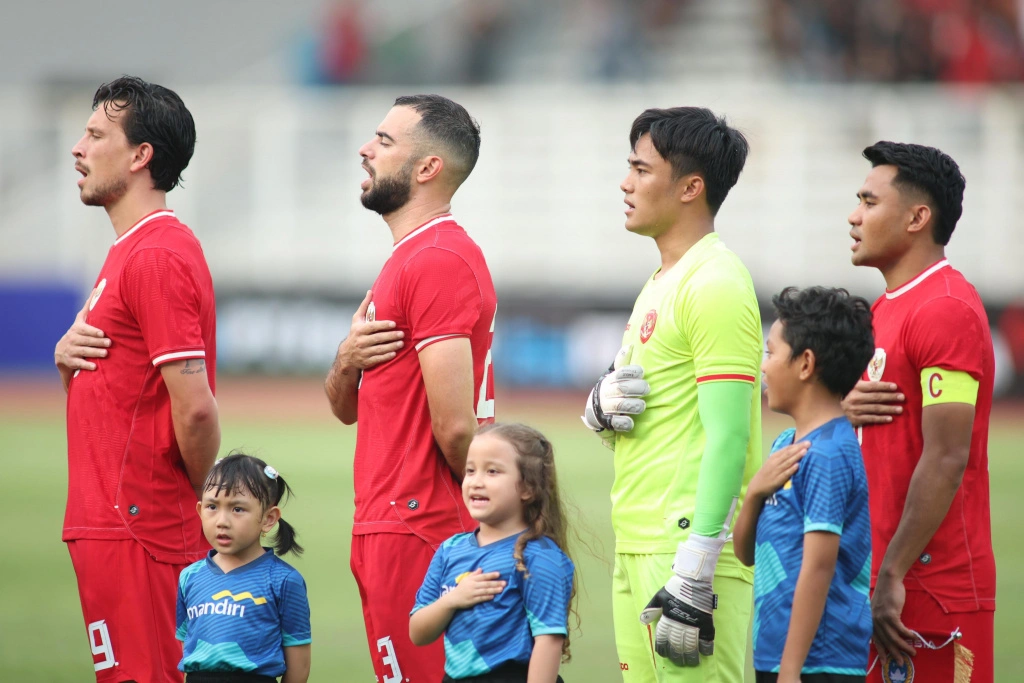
2, 393, 1021, 681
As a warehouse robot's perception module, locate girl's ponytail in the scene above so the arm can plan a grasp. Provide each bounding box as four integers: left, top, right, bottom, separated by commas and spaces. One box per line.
269, 472, 303, 556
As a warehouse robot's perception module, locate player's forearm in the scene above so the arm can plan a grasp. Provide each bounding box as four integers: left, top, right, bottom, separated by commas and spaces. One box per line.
692, 381, 753, 536
409, 596, 457, 646
527, 635, 564, 683
732, 490, 766, 567
173, 397, 221, 496
281, 644, 311, 683
778, 534, 838, 678
879, 442, 969, 580
324, 356, 360, 425
432, 415, 476, 478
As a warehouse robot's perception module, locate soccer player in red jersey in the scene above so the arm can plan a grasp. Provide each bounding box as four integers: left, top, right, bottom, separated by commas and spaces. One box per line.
843, 142, 994, 683
54, 77, 220, 683
325, 95, 496, 682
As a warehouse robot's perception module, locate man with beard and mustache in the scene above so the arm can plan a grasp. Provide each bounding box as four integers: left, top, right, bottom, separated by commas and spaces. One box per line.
54, 76, 219, 683
325, 94, 496, 682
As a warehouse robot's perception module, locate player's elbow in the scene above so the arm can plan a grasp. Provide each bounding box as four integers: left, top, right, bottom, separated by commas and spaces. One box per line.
175, 395, 219, 430
935, 444, 970, 486
408, 616, 434, 646
432, 414, 477, 454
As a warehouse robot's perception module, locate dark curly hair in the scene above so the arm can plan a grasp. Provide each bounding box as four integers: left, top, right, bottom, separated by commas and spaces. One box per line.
93, 76, 196, 192
772, 286, 875, 397
862, 141, 965, 246
629, 107, 749, 215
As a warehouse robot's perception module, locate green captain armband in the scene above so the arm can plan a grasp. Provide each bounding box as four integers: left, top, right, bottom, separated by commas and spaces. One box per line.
921, 367, 979, 407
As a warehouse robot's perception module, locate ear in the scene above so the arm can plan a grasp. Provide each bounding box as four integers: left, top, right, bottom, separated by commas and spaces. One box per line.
798, 348, 816, 382
906, 203, 933, 237
195, 500, 202, 515
415, 155, 445, 185
677, 174, 705, 206
261, 506, 281, 533
129, 142, 154, 174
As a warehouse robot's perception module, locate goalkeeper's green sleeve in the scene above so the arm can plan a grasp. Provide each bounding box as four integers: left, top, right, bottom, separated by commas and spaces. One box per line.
692, 380, 754, 537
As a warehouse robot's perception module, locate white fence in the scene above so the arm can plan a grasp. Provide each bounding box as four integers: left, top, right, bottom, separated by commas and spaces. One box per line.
1, 83, 1022, 303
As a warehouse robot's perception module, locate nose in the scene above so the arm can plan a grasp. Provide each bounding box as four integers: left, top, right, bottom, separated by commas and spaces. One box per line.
620, 174, 632, 194
358, 139, 374, 160
848, 205, 861, 226
71, 136, 85, 160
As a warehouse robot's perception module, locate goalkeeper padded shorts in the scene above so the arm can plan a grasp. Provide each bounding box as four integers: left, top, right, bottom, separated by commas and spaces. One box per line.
612, 552, 752, 683
351, 533, 445, 683
868, 589, 992, 683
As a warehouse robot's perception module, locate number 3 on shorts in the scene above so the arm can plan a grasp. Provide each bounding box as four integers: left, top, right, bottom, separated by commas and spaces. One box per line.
475, 311, 495, 420
88, 619, 116, 671
376, 635, 404, 683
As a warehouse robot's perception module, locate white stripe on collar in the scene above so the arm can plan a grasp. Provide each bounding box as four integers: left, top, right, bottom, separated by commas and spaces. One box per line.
392, 214, 453, 252
885, 259, 950, 299
114, 210, 176, 246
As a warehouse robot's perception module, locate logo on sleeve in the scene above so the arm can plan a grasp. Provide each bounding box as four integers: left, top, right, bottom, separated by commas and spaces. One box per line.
89, 279, 107, 311
639, 309, 658, 344
867, 348, 886, 381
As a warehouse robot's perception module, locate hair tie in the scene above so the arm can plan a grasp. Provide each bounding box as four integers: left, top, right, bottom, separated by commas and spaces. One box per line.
264, 465, 279, 480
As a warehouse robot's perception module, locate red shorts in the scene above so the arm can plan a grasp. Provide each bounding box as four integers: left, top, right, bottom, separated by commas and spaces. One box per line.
351, 533, 445, 683
868, 590, 993, 683
68, 539, 198, 683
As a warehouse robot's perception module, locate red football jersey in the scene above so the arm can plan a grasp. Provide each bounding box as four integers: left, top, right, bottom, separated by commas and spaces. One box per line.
64, 210, 216, 564
861, 259, 995, 612
353, 214, 496, 547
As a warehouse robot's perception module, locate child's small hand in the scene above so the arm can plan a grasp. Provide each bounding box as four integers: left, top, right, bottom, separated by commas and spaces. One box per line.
444, 568, 506, 610
748, 441, 809, 501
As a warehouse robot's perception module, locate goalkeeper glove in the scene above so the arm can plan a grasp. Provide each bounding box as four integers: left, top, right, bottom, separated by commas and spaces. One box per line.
581, 346, 649, 433
639, 532, 727, 667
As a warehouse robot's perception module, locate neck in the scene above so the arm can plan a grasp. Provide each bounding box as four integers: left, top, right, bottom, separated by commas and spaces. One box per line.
106, 188, 168, 238
880, 243, 946, 291
789, 388, 845, 441
652, 214, 714, 277
212, 545, 265, 573
476, 519, 528, 546
384, 194, 453, 243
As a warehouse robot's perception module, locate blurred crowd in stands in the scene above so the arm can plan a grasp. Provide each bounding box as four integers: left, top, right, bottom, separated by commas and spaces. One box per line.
767, 0, 1024, 82
303, 0, 1024, 84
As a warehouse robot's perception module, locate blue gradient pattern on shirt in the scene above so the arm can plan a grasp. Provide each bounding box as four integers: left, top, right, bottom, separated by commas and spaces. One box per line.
176, 549, 311, 676
413, 531, 574, 678
752, 418, 871, 674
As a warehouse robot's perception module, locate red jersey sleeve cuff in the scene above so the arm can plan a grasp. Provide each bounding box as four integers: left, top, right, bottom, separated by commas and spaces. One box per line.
695, 373, 757, 384
414, 333, 470, 352
152, 349, 206, 367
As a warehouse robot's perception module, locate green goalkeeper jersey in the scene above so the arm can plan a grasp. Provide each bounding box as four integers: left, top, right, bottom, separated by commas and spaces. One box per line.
612, 232, 761, 581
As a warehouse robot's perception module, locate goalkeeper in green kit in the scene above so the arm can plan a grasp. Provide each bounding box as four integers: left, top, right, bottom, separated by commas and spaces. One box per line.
583, 107, 804, 682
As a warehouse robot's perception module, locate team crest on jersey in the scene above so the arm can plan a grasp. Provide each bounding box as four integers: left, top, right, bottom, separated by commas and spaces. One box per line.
366, 301, 376, 323
639, 309, 657, 344
89, 279, 107, 311
881, 655, 914, 683
867, 348, 887, 381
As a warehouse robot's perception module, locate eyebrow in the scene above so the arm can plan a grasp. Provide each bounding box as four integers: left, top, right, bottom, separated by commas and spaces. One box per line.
857, 190, 878, 200
628, 156, 652, 169
376, 129, 396, 143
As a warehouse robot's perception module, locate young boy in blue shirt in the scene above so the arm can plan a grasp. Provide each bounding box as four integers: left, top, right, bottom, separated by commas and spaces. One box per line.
734, 286, 875, 683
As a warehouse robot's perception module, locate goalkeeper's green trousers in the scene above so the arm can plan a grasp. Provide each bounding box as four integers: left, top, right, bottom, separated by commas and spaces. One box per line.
613, 552, 752, 683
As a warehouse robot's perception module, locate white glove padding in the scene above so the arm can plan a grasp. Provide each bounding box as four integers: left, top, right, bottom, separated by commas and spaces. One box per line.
581, 364, 650, 433
639, 533, 726, 667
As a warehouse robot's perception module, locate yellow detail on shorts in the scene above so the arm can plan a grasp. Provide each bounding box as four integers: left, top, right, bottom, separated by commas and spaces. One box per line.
211, 590, 267, 605
920, 367, 979, 407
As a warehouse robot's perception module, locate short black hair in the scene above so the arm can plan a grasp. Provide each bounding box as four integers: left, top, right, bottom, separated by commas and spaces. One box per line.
394, 94, 481, 186
92, 76, 196, 192
862, 141, 965, 246
772, 286, 875, 397
629, 107, 749, 215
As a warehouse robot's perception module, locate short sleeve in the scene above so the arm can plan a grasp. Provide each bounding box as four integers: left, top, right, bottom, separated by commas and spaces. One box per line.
121, 247, 206, 366
521, 546, 574, 637
797, 446, 854, 536
411, 543, 448, 615
175, 579, 188, 641
905, 298, 985, 380
679, 263, 761, 385
398, 248, 483, 352
279, 570, 312, 646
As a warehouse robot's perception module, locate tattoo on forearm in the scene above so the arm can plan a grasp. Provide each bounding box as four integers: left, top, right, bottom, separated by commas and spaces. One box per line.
180, 359, 206, 375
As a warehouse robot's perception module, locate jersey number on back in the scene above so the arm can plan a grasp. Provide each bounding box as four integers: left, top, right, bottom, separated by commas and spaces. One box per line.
476, 311, 496, 420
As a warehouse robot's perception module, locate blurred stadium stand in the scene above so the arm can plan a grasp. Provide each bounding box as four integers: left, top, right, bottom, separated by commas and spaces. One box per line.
1, 0, 1022, 392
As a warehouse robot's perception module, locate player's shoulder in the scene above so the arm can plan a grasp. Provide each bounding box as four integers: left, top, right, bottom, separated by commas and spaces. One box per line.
522, 536, 574, 572
681, 239, 756, 301
178, 556, 208, 588
806, 418, 862, 461
267, 554, 307, 584
769, 427, 796, 454
441, 531, 477, 551
405, 226, 484, 269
